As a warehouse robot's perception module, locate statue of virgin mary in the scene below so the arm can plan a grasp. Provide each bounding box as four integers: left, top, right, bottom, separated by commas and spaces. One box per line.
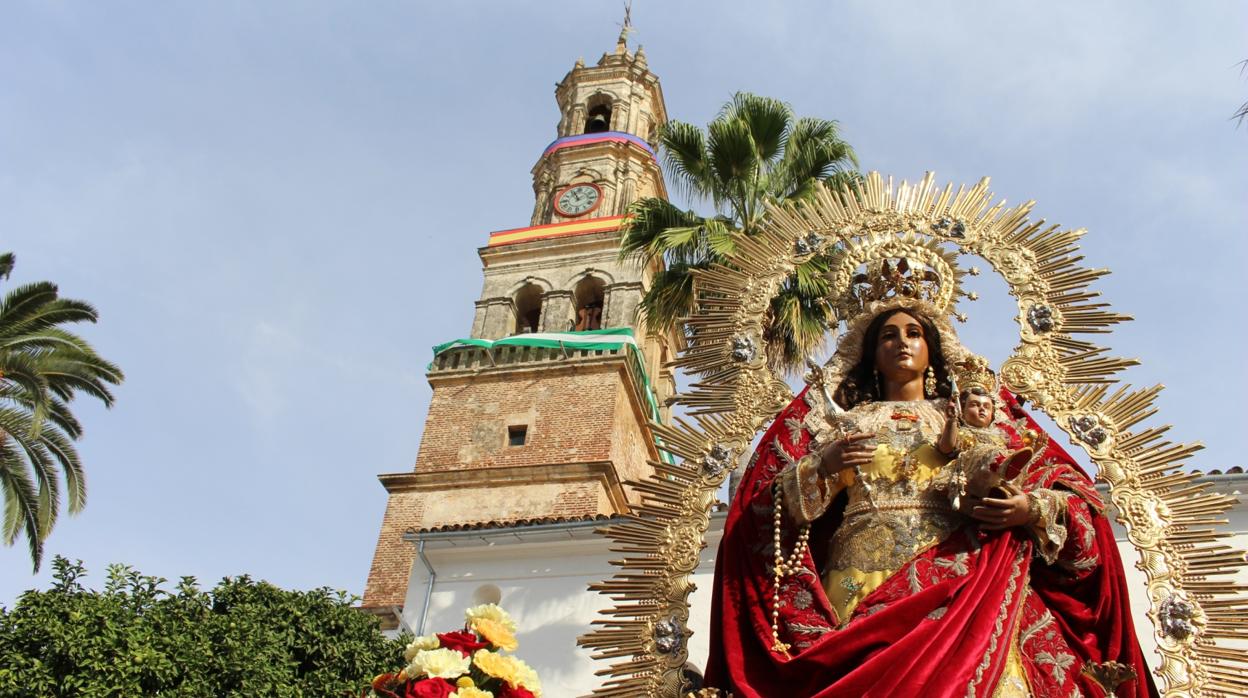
702, 259, 1156, 697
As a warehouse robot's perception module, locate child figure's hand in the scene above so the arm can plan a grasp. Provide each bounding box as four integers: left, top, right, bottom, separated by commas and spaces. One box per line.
937, 398, 961, 456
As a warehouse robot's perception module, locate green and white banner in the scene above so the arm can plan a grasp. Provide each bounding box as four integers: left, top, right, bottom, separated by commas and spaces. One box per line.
431, 327, 638, 356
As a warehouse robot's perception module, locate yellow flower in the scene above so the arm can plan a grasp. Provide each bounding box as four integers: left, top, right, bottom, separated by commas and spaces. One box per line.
509, 656, 542, 697
403, 634, 441, 662
472, 650, 519, 684
456, 677, 475, 688
472, 650, 542, 697
450, 688, 493, 698
464, 603, 516, 633
407, 647, 471, 680
471, 617, 518, 651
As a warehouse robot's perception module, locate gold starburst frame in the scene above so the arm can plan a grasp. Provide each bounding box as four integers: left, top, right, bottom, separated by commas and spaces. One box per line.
578, 172, 1248, 698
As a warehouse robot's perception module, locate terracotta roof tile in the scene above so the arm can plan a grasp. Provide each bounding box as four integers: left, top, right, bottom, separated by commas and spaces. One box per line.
406, 513, 617, 534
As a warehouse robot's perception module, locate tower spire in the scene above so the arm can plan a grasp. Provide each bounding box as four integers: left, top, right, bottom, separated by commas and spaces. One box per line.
615, 1, 634, 53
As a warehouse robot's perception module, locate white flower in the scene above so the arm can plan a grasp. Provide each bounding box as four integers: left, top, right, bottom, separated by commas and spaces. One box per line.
464, 603, 516, 633
403, 634, 441, 662
407, 647, 471, 680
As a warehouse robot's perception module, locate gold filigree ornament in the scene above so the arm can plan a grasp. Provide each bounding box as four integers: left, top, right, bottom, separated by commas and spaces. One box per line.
1082, 660, 1139, 696
577, 173, 1248, 697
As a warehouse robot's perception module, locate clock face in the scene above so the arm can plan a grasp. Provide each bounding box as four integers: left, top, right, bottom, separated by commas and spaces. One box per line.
555, 184, 601, 216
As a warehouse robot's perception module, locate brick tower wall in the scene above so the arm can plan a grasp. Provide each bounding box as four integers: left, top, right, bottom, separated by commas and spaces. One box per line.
362, 355, 656, 610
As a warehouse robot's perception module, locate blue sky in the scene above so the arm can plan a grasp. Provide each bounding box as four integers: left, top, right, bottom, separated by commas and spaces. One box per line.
2, 1, 1245, 604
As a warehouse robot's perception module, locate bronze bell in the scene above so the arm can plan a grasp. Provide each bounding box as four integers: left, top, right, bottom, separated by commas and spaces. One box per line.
586, 114, 609, 133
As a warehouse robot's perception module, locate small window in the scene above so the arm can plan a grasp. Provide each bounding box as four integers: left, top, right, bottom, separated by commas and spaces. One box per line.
507, 425, 528, 447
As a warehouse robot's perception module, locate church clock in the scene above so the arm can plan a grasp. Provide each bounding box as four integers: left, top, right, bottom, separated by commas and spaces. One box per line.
554, 183, 601, 217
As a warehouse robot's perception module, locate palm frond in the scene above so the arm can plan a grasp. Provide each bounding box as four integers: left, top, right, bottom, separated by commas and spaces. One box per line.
0, 351, 52, 432
702, 217, 740, 258
0, 385, 83, 439
790, 255, 832, 298
772, 117, 857, 201
620, 198, 711, 265
721, 93, 793, 165
765, 286, 834, 373
33, 353, 123, 407
38, 426, 83, 514
706, 116, 760, 215
0, 406, 59, 540
0, 297, 100, 342
637, 262, 705, 335
0, 441, 43, 569
658, 121, 713, 202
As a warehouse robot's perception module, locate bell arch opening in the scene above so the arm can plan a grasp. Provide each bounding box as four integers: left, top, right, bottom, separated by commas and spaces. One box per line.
584, 95, 613, 134
513, 283, 544, 335
573, 276, 606, 331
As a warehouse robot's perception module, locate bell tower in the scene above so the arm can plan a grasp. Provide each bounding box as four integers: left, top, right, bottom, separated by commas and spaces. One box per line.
530, 30, 668, 226
360, 30, 676, 627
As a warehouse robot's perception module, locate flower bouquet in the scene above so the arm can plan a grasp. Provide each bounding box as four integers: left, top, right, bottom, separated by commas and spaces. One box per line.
365, 604, 542, 698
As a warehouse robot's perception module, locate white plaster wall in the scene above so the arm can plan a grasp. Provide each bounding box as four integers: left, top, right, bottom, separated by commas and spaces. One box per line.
401, 534, 619, 697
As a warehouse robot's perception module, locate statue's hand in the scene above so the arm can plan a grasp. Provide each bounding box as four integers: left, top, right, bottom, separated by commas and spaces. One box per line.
819, 432, 874, 476
937, 399, 961, 456
968, 491, 1032, 530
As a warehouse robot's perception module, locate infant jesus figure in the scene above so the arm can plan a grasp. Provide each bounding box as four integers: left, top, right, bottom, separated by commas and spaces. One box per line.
937, 356, 1033, 511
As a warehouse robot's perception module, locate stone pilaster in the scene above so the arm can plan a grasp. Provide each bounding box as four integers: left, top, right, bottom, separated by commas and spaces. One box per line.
475, 297, 517, 340
604, 281, 643, 329
540, 290, 576, 333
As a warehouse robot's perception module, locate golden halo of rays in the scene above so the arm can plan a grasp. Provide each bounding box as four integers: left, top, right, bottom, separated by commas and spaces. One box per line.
577, 172, 1247, 698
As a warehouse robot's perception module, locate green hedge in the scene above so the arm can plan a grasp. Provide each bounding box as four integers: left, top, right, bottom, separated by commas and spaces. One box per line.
0, 558, 406, 697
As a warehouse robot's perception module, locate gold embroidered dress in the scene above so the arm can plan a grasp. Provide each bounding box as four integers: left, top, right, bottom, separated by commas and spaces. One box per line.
780, 398, 961, 620
780, 396, 1036, 695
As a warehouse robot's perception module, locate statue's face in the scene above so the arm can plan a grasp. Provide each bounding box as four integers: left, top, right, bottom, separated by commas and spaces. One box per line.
962, 392, 995, 428
874, 311, 930, 383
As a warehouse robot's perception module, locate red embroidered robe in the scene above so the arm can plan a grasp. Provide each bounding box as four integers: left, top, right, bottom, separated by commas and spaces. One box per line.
703, 388, 1157, 698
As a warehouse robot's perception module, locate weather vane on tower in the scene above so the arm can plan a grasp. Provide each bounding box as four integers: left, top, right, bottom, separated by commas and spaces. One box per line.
617, 1, 635, 47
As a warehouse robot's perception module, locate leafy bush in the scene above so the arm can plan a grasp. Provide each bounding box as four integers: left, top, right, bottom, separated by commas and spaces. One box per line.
0, 557, 406, 697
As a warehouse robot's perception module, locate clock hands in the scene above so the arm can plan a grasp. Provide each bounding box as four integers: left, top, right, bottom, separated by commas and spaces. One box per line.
559, 185, 598, 214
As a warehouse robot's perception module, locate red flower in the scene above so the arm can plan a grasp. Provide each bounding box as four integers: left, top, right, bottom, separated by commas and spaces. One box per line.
496, 686, 536, 698
405, 678, 455, 698
437, 630, 489, 657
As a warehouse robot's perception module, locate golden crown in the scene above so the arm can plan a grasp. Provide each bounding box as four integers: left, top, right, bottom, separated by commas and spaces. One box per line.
825, 232, 976, 324
849, 257, 942, 311
953, 354, 998, 395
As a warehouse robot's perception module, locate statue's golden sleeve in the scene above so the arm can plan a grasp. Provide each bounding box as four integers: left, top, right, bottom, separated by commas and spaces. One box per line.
1025, 487, 1070, 565
779, 453, 848, 525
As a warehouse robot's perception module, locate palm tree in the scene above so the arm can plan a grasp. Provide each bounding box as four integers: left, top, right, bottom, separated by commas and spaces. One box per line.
620, 93, 859, 372
0, 253, 123, 571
